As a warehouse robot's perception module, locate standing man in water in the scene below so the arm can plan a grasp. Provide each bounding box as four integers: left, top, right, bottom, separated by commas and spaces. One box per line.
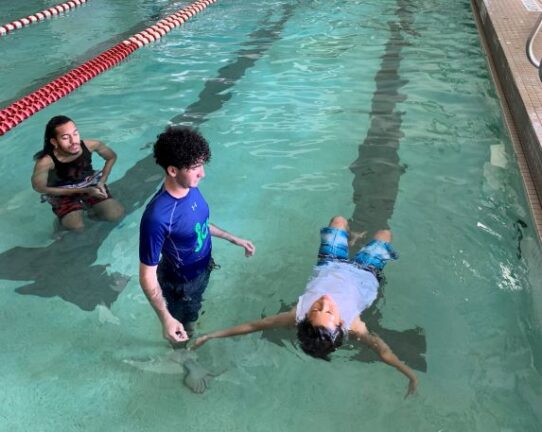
139, 126, 255, 344
31, 115, 124, 231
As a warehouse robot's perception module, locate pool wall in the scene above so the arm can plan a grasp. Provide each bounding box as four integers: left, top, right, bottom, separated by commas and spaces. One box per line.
472, 0, 542, 381
472, 0, 542, 243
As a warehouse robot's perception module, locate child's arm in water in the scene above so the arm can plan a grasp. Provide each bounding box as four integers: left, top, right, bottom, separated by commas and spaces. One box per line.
192, 308, 296, 348
350, 317, 418, 398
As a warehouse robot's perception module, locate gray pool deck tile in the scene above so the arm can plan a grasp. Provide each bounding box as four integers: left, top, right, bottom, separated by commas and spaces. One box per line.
473, 0, 542, 242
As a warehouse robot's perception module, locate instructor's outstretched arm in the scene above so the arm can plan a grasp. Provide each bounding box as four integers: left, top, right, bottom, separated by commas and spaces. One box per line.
209, 223, 256, 256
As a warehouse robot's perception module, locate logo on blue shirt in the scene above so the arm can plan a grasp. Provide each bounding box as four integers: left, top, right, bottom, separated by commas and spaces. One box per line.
194, 218, 209, 252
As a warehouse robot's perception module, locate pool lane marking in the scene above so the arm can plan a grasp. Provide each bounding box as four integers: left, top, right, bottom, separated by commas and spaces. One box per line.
0, 0, 90, 37
349, 0, 416, 236
0, 0, 217, 136
171, 5, 297, 125
347, 0, 426, 370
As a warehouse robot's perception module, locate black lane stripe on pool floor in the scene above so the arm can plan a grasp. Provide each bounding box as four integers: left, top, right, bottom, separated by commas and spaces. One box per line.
349, 0, 416, 237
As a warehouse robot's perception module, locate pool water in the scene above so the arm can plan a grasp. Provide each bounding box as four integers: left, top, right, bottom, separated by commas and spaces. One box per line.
1, 0, 541, 430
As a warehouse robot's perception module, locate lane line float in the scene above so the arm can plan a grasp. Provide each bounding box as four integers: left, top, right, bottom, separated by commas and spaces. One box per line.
0, 0, 217, 136
0, 0, 90, 37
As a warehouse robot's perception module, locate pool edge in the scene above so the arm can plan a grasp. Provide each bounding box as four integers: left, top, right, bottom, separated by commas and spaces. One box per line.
471, 0, 542, 245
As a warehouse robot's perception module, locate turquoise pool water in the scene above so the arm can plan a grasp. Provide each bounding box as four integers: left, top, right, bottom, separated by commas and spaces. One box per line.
1, 0, 541, 430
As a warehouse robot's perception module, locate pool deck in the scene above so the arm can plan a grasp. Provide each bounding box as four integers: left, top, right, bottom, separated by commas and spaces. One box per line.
472, 0, 542, 243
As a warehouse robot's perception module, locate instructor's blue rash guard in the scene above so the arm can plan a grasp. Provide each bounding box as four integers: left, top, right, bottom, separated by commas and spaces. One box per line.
139, 186, 212, 280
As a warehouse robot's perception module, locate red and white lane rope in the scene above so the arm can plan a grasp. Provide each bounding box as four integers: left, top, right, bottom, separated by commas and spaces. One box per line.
0, 0, 217, 136
0, 0, 90, 37
123, 0, 214, 48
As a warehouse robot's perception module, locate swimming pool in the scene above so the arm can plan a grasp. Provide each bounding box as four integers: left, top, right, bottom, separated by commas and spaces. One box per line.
1, 0, 541, 430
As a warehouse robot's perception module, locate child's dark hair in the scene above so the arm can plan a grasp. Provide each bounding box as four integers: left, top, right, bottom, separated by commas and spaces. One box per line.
153, 126, 211, 171
296, 318, 345, 361
34, 115, 73, 160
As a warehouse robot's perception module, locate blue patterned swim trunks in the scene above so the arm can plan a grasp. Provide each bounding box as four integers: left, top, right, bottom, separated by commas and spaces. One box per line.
353, 239, 398, 272
317, 227, 398, 273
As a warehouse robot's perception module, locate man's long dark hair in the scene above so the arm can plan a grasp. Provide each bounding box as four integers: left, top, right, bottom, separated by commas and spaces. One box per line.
33, 115, 73, 160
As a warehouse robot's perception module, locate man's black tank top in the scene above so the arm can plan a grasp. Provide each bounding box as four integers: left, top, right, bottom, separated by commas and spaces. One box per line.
47, 140, 95, 187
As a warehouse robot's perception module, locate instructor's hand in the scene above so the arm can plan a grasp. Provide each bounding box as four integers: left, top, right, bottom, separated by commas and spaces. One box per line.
231, 237, 256, 257
162, 317, 188, 343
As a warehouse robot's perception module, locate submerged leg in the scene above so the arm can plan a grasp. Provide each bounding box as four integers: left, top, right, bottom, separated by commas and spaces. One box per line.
60, 210, 85, 231
169, 349, 215, 394
328, 215, 349, 231
373, 229, 392, 243
183, 358, 215, 394
89, 198, 124, 222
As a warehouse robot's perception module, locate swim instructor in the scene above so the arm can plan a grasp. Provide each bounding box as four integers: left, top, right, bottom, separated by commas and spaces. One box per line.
139, 126, 255, 344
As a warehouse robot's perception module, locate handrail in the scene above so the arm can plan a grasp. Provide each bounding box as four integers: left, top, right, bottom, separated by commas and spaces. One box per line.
526, 13, 542, 79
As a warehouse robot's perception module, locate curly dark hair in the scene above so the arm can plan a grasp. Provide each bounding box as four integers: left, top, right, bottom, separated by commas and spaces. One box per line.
153, 126, 211, 171
296, 318, 345, 361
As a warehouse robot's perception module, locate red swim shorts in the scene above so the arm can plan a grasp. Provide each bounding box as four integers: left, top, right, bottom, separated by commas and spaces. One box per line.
48, 188, 112, 219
